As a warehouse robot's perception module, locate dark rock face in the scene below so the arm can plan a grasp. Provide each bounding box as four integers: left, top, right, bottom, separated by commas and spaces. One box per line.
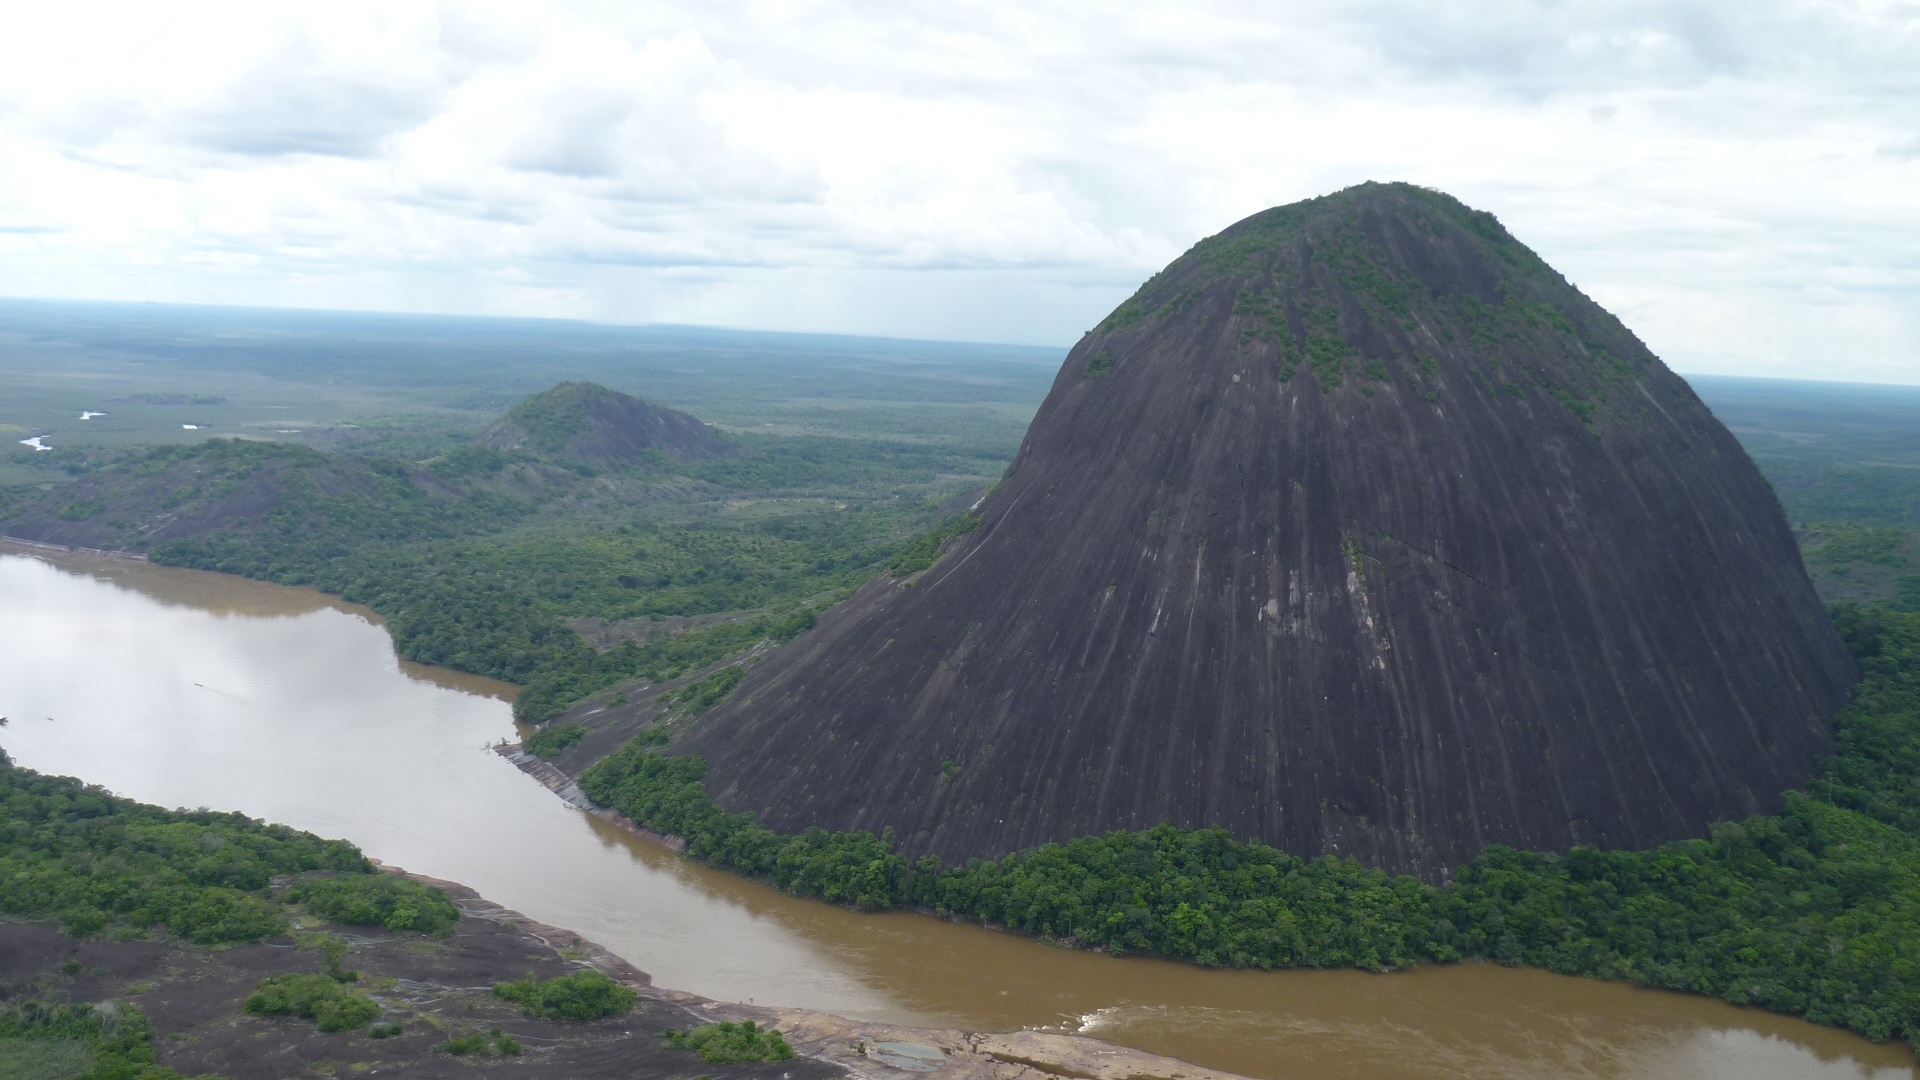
476, 381, 731, 469
681, 182, 1856, 880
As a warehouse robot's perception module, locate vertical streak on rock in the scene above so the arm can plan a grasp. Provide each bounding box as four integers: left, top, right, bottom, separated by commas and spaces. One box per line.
683, 183, 1856, 880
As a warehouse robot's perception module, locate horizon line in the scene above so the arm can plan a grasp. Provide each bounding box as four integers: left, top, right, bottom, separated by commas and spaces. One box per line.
3, 292, 1916, 391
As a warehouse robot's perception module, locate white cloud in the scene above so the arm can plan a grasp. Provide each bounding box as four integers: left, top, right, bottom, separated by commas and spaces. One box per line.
0, 0, 1915, 380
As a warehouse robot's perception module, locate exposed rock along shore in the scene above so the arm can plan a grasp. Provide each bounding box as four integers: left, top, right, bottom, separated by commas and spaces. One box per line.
405, 861, 1251, 1080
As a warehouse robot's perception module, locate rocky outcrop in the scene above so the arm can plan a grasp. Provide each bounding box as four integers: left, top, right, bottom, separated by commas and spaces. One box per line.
475, 381, 731, 469
678, 182, 1856, 880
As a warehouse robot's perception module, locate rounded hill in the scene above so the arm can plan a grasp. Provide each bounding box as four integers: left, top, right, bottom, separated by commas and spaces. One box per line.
678, 182, 1855, 880
476, 381, 731, 470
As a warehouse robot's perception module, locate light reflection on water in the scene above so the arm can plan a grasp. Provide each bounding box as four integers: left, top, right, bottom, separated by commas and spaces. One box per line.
0, 544, 1912, 1080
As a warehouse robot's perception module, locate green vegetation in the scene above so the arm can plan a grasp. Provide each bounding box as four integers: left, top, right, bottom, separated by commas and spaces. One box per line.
492, 969, 636, 1021
1801, 522, 1920, 610
1695, 376, 1920, 528
525, 723, 588, 759
886, 511, 979, 577
282, 874, 459, 936
500, 381, 615, 454
579, 747, 902, 910
244, 973, 381, 1033
659, 667, 745, 717
156, 517, 863, 723
0, 750, 461, 952
660, 1021, 794, 1064
0, 1000, 207, 1080
4, 315, 1052, 726
139, 476, 911, 722
295, 931, 357, 982
582, 604, 1920, 1045
436, 1032, 490, 1056
0, 751, 373, 942
435, 1028, 521, 1056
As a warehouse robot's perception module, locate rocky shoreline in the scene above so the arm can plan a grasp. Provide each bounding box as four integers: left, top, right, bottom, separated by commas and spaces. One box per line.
487, 747, 1243, 1080
3, 863, 1243, 1080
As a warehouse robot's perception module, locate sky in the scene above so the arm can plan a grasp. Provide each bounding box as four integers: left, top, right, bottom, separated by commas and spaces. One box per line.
0, 1, 1916, 383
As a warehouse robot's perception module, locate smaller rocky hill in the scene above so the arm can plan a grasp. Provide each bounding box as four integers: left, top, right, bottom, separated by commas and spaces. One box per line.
475, 382, 732, 470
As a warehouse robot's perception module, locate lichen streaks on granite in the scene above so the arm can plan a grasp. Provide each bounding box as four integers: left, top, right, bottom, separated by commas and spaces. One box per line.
678, 181, 1855, 880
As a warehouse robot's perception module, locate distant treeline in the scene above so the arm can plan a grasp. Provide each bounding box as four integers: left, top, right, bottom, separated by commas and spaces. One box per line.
581, 602, 1920, 1047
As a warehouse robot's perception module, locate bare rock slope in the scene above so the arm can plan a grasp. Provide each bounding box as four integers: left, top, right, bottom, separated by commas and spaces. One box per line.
679, 182, 1856, 880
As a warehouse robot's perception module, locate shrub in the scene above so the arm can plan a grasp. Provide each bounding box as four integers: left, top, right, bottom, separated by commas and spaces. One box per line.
0, 999, 192, 1079
436, 1032, 491, 1056
493, 969, 636, 1021
285, 874, 460, 936
660, 667, 744, 716
245, 973, 381, 1033
886, 512, 979, 576
526, 723, 588, 760
661, 1020, 794, 1063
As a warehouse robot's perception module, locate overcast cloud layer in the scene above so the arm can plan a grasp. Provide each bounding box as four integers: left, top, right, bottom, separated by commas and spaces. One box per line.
1, 1, 1916, 381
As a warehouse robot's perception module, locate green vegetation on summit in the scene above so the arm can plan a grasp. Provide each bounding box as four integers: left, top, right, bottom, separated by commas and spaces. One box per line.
475, 380, 732, 468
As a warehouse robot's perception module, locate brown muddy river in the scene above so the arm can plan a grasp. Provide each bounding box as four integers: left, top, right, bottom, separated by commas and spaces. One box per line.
0, 543, 1912, 1080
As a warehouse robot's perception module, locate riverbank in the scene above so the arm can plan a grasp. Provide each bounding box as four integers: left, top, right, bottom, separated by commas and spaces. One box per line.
8, 542, 1913, 1080
1, 867, 1248, 1080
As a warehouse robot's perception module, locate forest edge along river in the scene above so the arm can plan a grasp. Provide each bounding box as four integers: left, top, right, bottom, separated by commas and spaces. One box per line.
0, 541, 1912, 1080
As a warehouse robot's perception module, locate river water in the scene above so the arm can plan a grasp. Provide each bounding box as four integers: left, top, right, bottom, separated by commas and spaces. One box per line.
0, 544, 1911, 1080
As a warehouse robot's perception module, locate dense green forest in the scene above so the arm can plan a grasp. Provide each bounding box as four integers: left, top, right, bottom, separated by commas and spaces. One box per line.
579, 602, 1920, 1046
157, 501, 901, 721
0, 749, 458, 943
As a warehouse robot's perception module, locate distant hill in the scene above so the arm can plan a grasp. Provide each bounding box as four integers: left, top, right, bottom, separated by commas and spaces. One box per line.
475, 382, 732, 470
0, 382, 728, 556
678, 181, 1856, 881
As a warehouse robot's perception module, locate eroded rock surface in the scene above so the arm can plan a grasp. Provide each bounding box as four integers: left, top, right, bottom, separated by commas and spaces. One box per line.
680, 182, 1855, 879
